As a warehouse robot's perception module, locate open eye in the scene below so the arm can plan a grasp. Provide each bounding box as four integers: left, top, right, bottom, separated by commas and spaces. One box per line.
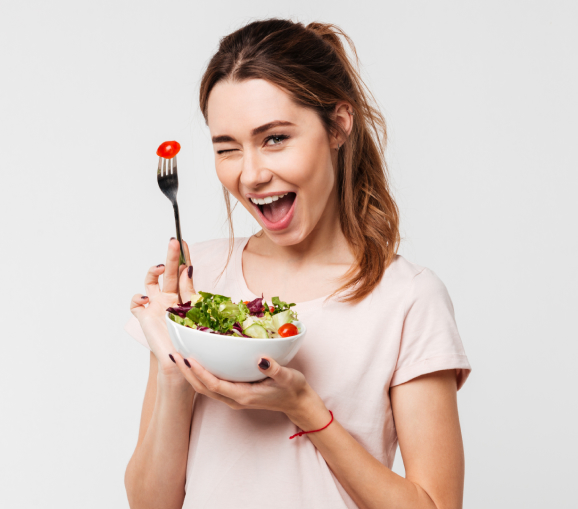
264, 134, 289, 146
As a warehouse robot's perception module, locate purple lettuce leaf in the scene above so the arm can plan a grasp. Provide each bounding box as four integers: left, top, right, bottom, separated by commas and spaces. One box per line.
246, 295, 265, 317
166, 301, 193, 318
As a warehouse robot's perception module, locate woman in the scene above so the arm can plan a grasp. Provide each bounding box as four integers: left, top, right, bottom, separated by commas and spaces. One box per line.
124, 19, 471, 509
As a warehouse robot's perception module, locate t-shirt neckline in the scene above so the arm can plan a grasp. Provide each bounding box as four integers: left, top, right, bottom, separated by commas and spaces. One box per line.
233, 235, 332, 312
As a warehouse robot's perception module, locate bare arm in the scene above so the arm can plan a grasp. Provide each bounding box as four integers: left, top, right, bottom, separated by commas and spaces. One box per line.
125, 239, 197, 509
390, 369, 464, 509
293, 369, 464, 509
125, 352, 195, 509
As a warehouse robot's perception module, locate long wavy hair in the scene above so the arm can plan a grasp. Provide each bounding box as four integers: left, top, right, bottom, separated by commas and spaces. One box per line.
199, 19, 400, 303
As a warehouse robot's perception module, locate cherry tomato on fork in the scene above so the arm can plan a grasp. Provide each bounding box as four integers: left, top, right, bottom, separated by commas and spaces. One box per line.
278, 323, 299, 338
156, 141, 181, 159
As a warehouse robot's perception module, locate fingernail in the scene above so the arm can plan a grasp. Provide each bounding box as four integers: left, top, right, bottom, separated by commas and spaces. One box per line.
170, 237, 176, 240
157, 263, 164, 268
258, 358, 270, 370
141, 296, 148, 300
169, 354, 176, 364
184, 359, 191, 368
187, 265, 193, 279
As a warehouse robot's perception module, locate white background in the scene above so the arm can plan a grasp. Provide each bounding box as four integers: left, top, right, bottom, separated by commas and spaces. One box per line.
1, 1, 576, 507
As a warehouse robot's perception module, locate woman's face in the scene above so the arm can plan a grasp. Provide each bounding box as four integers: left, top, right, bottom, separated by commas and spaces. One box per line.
206, 79, 340, 247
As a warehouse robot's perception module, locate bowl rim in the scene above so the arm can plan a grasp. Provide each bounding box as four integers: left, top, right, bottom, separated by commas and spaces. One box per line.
165, 312, 305, 341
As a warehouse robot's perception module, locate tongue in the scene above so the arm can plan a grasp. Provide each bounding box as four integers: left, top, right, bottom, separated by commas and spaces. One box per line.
262, 194, 294, 223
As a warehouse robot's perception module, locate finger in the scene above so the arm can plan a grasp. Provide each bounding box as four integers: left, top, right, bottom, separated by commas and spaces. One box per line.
162, 238, 181, 294
187, 357, 250, 403
182, 239, 192, 266
169, 353, 205, 393
179, 239, 194, 302
130, 293, 149, 318
176, 356, 205, 393
257, 357, 291, 385
179, 263, 196, 303
144, 264, 165, 297
173, 354, 240, 407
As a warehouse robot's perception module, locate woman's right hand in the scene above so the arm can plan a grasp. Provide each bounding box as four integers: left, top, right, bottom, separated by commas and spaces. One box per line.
130, 238, 196, 379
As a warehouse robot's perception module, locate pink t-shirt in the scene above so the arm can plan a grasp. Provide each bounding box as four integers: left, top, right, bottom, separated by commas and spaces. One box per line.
125, 237, 471, 509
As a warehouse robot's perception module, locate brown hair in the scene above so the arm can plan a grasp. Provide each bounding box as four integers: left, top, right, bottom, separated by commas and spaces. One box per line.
199, 19, 400, 303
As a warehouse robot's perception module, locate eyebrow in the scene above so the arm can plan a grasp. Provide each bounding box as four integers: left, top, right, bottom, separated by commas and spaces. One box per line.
211, 120, 295, 144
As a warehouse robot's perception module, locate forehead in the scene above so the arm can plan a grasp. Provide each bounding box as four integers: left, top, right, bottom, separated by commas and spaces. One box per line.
206, 79, 310, 134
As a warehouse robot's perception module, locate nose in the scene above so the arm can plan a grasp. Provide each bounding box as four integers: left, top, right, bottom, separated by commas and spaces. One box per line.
239, 148, 273, 189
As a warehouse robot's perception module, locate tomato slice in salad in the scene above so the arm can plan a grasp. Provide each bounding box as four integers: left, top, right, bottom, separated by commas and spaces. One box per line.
278, 323, 299, 337
157, 141, 181, 159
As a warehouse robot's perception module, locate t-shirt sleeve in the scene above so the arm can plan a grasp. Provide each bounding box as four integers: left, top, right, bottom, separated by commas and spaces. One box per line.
391, 268, 471, 390
124, 315, 151, 351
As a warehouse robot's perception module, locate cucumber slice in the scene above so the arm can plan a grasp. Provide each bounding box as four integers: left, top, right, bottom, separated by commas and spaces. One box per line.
272, 310, 292, 331
243, 323, 269, 339
242, 316, 255, 330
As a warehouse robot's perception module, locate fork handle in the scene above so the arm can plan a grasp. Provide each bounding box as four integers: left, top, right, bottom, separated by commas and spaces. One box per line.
173, 203, 186, 304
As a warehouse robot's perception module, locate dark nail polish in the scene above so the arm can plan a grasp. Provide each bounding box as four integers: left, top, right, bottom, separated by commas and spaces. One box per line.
170, 237, 176, 240
169, 354, 176, 364
184, 359, 191, 368
187, 265, 193, 279
156, 263, 164, 268
141, 296, 148, 300
258, 358, 270, 370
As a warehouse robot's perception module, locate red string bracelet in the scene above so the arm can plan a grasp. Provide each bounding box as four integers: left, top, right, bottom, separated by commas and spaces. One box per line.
289, 411, 334, 439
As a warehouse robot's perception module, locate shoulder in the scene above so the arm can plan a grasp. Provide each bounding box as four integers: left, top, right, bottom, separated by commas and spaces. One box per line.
386, 254, 426, 281
379, 255, 451, 305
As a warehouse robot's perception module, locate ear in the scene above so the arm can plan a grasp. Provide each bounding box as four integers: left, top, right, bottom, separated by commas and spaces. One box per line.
332, 102, 354, 149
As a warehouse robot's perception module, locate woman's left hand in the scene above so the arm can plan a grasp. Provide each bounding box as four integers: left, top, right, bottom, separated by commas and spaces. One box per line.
172, 354, 329, 429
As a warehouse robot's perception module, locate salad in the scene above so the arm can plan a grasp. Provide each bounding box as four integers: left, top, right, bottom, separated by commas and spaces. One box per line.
167, 292, 300, 339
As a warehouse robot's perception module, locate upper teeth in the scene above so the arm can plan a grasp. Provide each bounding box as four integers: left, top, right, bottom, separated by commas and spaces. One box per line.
250, 193, 288, 205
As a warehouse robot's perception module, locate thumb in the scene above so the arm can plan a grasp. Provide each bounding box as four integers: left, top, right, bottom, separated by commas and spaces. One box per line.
257, 357, 291, 384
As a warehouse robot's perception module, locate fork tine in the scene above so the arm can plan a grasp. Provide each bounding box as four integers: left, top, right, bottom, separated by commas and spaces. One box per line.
157, 155, 179, 179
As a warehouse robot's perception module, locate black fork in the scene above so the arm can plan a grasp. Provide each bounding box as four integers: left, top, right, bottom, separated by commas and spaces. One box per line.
157, 154, 186, 301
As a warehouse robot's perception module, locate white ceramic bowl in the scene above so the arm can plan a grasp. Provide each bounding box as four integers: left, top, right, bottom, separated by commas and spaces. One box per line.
165, 314, 307, 382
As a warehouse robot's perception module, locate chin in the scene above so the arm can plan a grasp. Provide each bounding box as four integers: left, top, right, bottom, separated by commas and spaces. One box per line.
263, 224, 311, 246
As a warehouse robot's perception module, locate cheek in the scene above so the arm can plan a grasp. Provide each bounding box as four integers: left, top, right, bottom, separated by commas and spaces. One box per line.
291, 143, 334, 194
215, 162, 242, 197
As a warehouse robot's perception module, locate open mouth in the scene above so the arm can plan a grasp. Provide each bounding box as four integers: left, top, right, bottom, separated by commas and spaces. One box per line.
250, 192, 296, 231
